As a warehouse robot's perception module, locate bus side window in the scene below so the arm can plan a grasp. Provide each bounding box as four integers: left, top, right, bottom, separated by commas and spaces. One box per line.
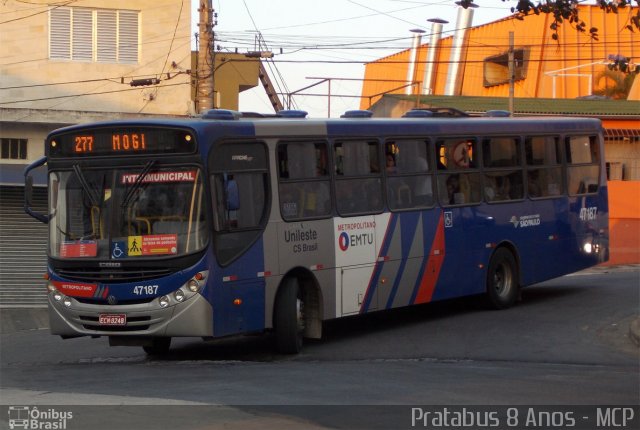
525, 136, 563, 198
334, 140, 383, 216
438, 173, 482, 206
566, 136, 600, 195
481, 137, 524, 203
212, 171, 267, 231
209, 141, 270, 266
226, 175, 239, 210
385, 139, 434, 210
277, 141, 331, 220
436, 138, 481, 207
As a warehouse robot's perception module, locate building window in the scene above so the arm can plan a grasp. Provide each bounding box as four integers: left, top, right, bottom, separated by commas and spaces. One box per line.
50, 7, 139, 64
0, 138, 27, 160
483, 48, 529, 87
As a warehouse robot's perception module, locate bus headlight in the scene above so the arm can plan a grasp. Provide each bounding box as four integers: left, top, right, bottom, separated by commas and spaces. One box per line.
583, 242, 593, 254
174, 289, 185, 302
63, 298, 72, 307
187, 279, 200, 293
159, 296, 170, 308
157, 271, 208, 308
53, 293, 63, 302
47, 283, 56, 293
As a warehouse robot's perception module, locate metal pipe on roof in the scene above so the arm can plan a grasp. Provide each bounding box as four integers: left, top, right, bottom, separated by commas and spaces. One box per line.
422, 18, 448, 95
444, 3, 477, 96
405, 29, 425, 95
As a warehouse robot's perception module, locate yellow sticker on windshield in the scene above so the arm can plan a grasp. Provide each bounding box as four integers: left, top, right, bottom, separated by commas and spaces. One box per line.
128, 236, 142, 256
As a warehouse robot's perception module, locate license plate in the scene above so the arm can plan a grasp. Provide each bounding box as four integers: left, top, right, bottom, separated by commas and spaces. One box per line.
99, 314, 126, 326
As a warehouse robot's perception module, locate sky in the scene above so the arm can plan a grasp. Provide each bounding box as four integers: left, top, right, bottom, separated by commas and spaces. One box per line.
193, 0, 517, 118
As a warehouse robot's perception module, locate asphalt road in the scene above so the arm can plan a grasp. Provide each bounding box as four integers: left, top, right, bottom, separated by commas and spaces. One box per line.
1, 267, 638, 429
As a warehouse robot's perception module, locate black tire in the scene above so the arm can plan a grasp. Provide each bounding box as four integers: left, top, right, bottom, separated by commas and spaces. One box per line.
143, 337, 171, 355
485, 247, 519, 310
274, 278, 304, 354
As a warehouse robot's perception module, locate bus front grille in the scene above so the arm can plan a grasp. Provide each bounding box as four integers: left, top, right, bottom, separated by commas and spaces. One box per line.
55, 267, 175, 283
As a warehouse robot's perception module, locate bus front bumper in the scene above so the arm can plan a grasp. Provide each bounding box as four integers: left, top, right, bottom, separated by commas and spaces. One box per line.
48, 292, 213, 338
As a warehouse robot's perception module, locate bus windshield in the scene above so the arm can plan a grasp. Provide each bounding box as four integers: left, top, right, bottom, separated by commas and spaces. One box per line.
49, 165, 207, 259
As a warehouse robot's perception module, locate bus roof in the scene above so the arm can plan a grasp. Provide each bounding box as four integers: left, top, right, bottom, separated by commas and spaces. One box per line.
47, 111, 603, 140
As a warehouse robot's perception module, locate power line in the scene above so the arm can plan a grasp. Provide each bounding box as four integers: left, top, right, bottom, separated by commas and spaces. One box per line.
161, 0, 185, 76
0, 0, 77, 25
2, 48, 634, 93
260, 0, 450, 31
0, 82, 189, 106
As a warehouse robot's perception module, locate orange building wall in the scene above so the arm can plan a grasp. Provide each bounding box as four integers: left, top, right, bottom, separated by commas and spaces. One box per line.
606, 181, 640, 265
361, 5, 639, 107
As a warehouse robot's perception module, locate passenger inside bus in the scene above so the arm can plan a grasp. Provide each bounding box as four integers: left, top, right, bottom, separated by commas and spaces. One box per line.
386, 153, 397, 173
446, 174, 462, 204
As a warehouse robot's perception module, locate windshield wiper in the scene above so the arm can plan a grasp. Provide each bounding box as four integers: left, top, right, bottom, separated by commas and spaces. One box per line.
72, 164, 101, 207
121, 160, 156, 208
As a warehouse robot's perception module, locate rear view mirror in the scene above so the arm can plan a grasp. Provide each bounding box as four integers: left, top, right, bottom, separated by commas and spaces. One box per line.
24, 156, 50, 223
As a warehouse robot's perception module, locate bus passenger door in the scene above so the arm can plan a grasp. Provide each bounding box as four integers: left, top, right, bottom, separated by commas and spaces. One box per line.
335, 215, 379, 315
209, 142, 270, 336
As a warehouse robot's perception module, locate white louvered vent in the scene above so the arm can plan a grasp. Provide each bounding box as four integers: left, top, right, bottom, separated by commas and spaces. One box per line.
118, 11, 139, 64
50, 8, 71, 59
72, 8, 93, 61
97, 10, 117, 63
49, 7, 139, 64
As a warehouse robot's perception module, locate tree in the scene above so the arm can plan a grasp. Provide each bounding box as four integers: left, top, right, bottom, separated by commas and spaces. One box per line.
594, 69, 637, 99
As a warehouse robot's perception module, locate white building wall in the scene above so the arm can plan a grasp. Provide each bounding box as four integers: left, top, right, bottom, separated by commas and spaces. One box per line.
0, 0, 192, 117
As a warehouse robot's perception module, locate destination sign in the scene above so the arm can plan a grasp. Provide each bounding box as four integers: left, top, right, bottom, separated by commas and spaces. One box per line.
47, 127, 196, 158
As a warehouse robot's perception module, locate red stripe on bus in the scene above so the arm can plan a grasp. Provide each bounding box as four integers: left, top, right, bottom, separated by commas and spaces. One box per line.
414, 213, 446, 304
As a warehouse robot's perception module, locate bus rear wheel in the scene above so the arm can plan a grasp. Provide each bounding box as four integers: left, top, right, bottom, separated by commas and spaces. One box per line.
274, 278, 304, 354
143, 337, 171, 355
485, 248, 519, 310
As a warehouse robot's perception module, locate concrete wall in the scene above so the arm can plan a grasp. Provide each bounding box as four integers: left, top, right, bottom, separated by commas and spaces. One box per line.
0, 0, 192, 116
606, 181, 640, 265
605, 141, 640, 181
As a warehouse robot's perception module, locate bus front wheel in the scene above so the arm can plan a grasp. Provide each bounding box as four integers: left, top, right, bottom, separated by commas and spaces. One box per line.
274, 278, 304, 354
485, 248, 519, 310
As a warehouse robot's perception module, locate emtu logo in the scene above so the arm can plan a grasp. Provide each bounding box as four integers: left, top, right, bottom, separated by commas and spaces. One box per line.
338, 232, 350, 251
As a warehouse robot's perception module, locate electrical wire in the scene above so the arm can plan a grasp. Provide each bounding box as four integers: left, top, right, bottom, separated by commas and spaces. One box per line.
160, 0, 184, 76
0, 0, 76, 24
0, 82, 189, 105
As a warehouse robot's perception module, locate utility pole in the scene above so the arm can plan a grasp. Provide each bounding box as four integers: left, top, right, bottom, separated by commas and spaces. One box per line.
196, 0, 214, 112
508, 31, 514, 116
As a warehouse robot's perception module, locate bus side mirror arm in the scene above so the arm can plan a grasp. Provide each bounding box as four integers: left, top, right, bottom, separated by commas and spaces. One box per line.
24, 156, 50, 224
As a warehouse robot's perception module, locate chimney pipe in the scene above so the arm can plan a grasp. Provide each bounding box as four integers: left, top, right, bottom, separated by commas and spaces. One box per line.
444, 3, 477, 96
405, 29, 425, 95
422, 18, 448, 95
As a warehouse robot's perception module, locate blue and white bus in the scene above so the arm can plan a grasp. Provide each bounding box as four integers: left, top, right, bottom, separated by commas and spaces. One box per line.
24, 108, 609, 354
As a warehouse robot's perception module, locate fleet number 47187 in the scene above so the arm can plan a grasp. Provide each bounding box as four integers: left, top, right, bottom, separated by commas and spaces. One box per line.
133, 285, 158, 295
579, 207, 597, 221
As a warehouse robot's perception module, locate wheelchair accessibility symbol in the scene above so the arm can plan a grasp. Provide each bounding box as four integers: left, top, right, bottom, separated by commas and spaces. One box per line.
444, 211, 453, 228
111, 241, 127, 258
